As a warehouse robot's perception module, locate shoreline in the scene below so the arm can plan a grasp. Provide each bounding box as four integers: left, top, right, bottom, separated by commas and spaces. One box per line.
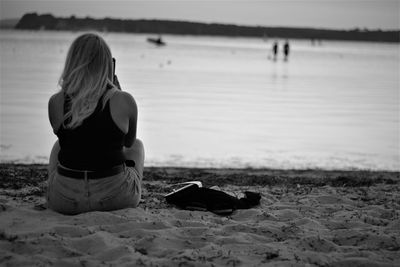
1, 163, 399, 189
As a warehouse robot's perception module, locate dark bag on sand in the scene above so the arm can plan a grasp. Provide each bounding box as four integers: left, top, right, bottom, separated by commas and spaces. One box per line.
165, 182, 261, 215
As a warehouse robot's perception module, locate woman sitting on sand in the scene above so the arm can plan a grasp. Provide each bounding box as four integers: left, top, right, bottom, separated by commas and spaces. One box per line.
47, 33, 144, 215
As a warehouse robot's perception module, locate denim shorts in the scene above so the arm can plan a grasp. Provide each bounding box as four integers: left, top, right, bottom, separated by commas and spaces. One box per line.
47, 163, 142, 215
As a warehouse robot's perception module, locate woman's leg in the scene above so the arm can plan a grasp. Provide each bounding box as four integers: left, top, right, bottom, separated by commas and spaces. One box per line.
47, 140, 60, 208
123, 139, 145, 178
48, 140, 60, 175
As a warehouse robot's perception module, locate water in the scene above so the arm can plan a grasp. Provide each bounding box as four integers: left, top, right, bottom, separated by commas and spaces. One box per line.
1, 30, 399, 170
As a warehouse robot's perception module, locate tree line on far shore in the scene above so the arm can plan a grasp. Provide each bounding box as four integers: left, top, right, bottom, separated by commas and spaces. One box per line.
14, 13, 400, 43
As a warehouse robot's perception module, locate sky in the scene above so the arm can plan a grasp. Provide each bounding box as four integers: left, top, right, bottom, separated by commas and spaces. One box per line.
0, 0, 399, 30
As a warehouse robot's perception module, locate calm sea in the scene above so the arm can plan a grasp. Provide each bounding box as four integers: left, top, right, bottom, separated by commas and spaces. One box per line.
0, 30, 399, 170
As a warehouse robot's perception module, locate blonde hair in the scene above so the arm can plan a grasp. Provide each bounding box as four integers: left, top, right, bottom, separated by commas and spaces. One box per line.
59, 33, 115, 129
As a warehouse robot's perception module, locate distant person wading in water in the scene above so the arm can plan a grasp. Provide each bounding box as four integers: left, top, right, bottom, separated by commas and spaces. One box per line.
47, 33, 145, 215
272, 41, 278, 61
284, 40, 290, 61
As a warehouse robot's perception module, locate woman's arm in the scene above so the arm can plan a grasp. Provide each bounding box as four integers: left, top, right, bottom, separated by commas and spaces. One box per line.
110, 90, 138, 147
122, 92, 138, 147
48, 92, 64, 134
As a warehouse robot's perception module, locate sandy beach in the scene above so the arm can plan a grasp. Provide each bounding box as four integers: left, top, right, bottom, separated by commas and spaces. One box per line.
0, 164, 399, 266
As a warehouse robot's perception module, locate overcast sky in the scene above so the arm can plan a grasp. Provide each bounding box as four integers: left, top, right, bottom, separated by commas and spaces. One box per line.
1, 0, 399, 30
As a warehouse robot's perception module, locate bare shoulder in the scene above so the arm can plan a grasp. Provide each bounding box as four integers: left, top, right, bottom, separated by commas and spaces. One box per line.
110, 90, 137, 115
112, 90, 136, 105
49, 91, 63, 106
48, 91, 64, 115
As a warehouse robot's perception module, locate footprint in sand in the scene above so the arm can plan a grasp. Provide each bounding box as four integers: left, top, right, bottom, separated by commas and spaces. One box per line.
296, 235, 338, 253
53, 225, 92, 238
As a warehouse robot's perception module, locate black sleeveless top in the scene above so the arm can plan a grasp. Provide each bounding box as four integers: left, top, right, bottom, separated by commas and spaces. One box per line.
57, 91, 125, 170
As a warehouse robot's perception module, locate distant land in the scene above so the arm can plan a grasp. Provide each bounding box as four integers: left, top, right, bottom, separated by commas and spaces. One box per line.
9, 13, 400, 43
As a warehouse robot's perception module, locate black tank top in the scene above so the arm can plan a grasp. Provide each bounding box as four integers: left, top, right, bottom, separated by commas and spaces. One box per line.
57, 91, 125, 170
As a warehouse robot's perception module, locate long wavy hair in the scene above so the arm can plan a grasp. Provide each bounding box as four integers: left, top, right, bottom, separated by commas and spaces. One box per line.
59, 33, 115, 129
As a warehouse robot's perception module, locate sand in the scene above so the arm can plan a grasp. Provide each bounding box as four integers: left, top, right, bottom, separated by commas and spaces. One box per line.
0, 164, 399, 266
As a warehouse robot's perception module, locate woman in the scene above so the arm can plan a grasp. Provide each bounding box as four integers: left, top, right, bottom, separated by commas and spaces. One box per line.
47, 33, 144, 215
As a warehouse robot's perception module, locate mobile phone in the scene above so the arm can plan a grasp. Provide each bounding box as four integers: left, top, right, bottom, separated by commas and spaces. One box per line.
112, 58, 116, 80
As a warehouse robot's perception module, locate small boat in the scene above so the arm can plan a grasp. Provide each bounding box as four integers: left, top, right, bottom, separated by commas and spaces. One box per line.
147, 37, 166, 46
